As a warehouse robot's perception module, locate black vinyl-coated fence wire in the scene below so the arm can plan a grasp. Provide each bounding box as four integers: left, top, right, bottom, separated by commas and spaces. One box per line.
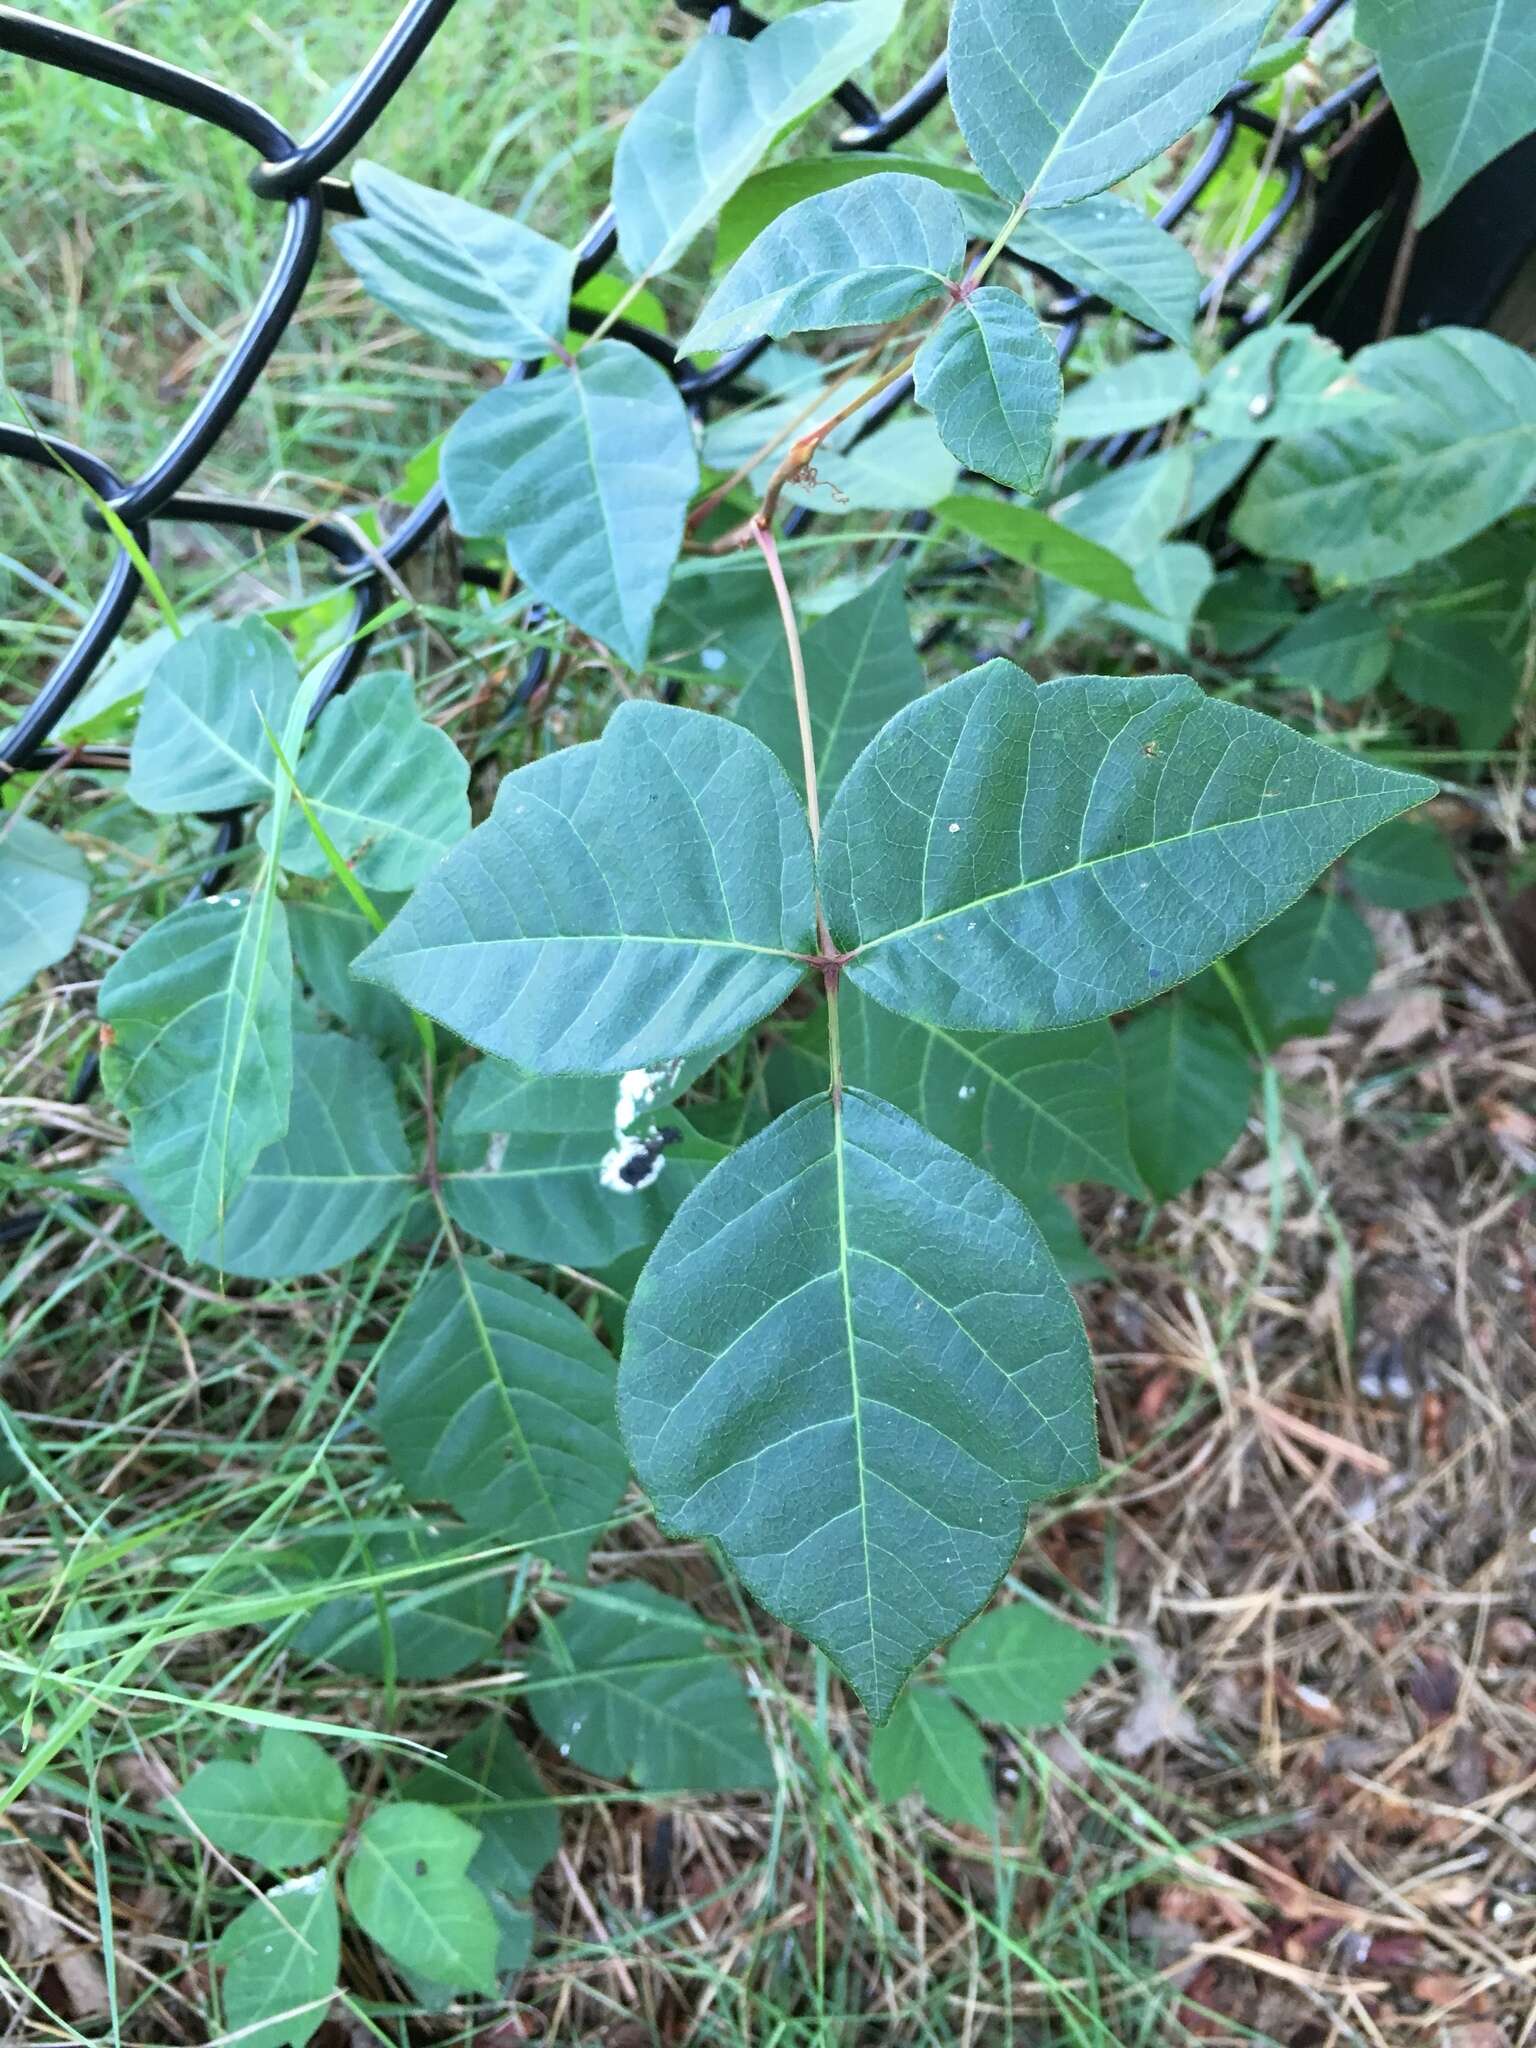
0, 0, 1373, 1243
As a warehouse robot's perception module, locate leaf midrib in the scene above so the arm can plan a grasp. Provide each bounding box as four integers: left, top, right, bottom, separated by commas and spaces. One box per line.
846, 786, 1395, 960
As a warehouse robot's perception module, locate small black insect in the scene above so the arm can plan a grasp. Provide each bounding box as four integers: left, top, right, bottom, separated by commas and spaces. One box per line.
617, 1124, 683, 1188
415, 1858, 428, 1877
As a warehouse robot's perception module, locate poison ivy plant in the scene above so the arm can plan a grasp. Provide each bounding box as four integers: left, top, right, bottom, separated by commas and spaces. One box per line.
525, 1581, 773, 1791
1357, 0, 1536, 223
870, 1596, 1113, 1824
610, 0, 903, 276
442, 343, 699, 667
948, 0, 1275, 209
332, 161, 576, 359
0, 814, 89, 1004
215, 1871, 339, 2048
1233, 329, 1536, 583
372, 1257, 629, 1576
74, 0, 1490, 1771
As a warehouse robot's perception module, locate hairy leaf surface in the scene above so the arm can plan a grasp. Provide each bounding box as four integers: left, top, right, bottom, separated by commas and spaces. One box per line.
620, 1090, 1097, 1720
355, 703, 816, 1074
820, 661, 1434, 1036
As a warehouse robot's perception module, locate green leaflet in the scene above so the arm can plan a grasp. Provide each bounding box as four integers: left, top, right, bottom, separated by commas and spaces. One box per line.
1263, 597, 1392, 703
122, 1033, 412, 1280
838, 983, 1143, 1201
333, 161, 575, 359
763, 1005, 1121, 1266
285, 1523, 506, 1680
714, 153, 988, 268
1345, 817, 1465, 910
126, 617, 301, 815
867, 1685, 994, 1828
1118, 999, 1253, 1199
945, 1601, 1111, 1724
215, 1870, 338, 2048
348, 1804, 498, 1998
733, 562, 925, 802
440, 1117, 722, 1271
177, 1730, 348, 1872
611, 0, 903, 276
933, 495, 1148, 606
620, 1090, 1097, 1721
1393, 610, 1525, 753
1194, 891, 1377, 1048
56, 618, 195, 745
289, 885, 416, 1054
1058, 349, 1201, 439
1194, 323, 1389, 442
99, 892, 295, 1258
683, 173, 964, 352
1035, 447, 1193, 645
373, 1258, 628, 1577
818, 661, 1435, 1037
524, 1581, 774, 1790
1198, 564, 1300, 657
403, 1722, 560, 1900
354, 702, 816, 1075
1000, 196, 1200, 346
949, 0, 1274, 209
652, 555, 785, 686
715, 156, 1199, 344
268, 670, 469, 891
1357, 0, 1536, 222
441, 341, 698, 668
913, 287, 1061, 495
0, 816, 88, 1004
1104, 541, 1215, 657
782, 410, 960, 513
1232, 328, 1536, 585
